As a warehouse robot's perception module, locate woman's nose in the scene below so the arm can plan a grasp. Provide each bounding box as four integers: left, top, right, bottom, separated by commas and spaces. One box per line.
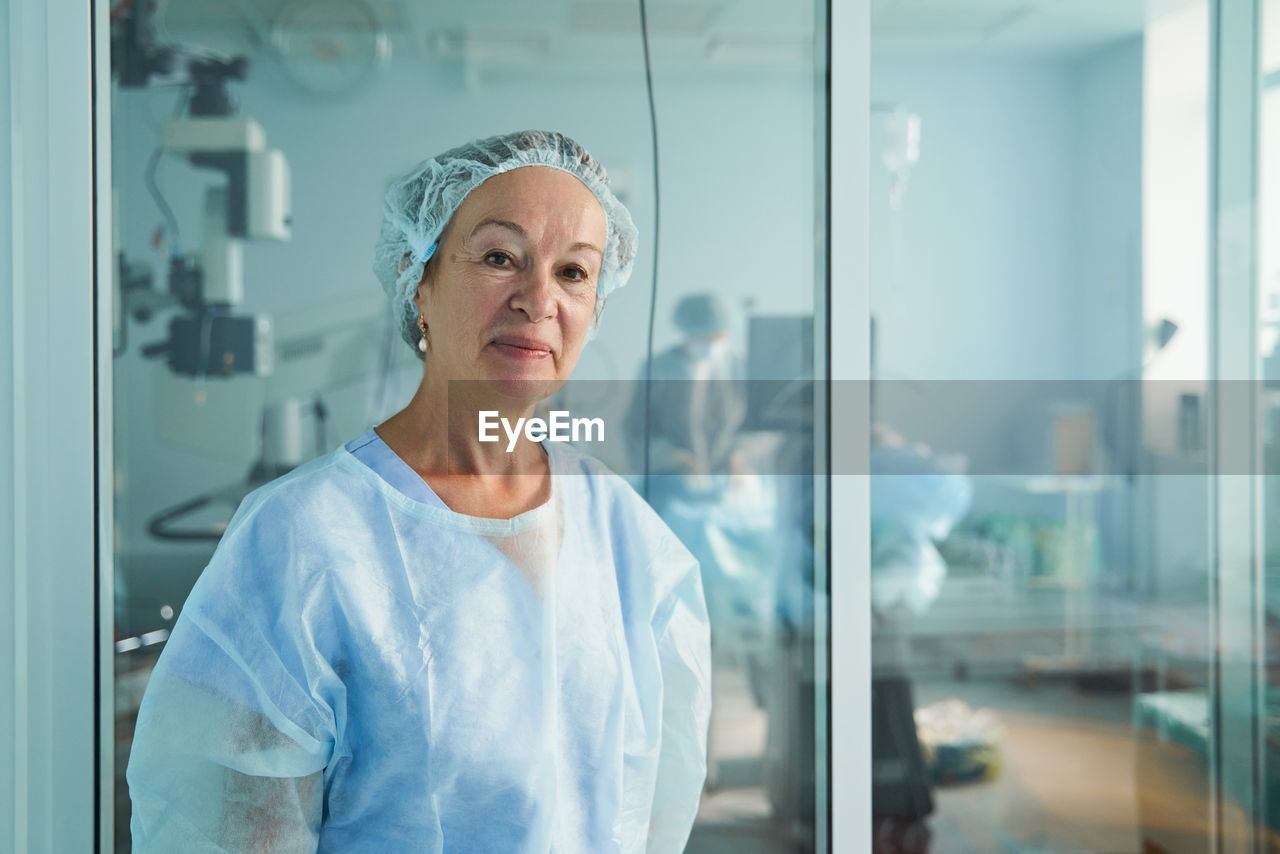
510, 266, 558, 321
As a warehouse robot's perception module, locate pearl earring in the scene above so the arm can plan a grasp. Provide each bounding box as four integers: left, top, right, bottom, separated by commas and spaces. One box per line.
417, 315, 429, 352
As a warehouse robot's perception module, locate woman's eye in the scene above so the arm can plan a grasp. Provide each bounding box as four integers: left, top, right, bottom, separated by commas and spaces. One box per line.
485, 251, 514, 267
561, 266, 590, 282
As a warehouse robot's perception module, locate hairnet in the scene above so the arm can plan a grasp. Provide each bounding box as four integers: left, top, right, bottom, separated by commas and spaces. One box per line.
373, 130, 639, 350
673, 293, 730, 337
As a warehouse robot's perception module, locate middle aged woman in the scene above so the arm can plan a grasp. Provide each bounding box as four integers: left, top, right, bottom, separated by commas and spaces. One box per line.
126, 130, 712, 853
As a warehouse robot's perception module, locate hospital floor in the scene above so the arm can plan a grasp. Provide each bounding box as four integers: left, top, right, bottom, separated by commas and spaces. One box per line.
913, 678, 1143, 854
691, 666, 1153, 854
688, 663, 807, 854
917, 676, 1280, 854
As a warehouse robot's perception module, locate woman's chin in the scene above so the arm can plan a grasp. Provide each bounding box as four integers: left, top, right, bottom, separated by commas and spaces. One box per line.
480, 373, 563, 404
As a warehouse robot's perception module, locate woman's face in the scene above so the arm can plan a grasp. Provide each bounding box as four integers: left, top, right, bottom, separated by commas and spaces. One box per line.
414, 166, 608, 403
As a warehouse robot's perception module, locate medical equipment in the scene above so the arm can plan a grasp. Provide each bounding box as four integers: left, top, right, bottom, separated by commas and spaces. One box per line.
272, 0, 392, 96
745, 314, 814, 430
112, 1, 362, 545
112, 2, 291, 379
874, 102, 922, 210
145, 294, 389, 540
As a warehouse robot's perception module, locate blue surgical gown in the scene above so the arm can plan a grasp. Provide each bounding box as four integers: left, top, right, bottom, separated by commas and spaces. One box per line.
127, 430, 712, 852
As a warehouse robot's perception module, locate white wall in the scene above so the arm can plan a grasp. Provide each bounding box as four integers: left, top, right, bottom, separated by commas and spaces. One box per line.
1138, 4, 1213, 602
1069, 37, 1145, 381
870, 58, 1077, 383
1068, 39, 1146, 585
870, 43, 1143, 385
868, 42, 1146, 582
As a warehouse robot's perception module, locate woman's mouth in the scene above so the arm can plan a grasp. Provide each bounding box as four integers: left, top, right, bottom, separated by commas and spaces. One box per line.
491, 336, 553, 361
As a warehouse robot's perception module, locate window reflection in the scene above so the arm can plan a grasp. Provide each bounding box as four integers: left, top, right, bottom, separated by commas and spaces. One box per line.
869, 3, 1230, 852
625, 306, 820, 848
1261, 0, 1280, 849
110, 1, 827, 851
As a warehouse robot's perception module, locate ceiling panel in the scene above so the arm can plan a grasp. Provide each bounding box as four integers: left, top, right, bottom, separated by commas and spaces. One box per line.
873, 0, 1149, 57
152, 0, 1157, 68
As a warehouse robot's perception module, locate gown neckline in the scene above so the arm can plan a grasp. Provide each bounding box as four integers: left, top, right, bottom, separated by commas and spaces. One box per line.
339, 427, 559, 535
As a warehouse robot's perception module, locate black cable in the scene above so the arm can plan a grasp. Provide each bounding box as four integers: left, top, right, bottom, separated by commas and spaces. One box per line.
118, 90, 190, 357
143, 87, 191, 245
112, 260, 128, 357
146, 495, 224, 541
144, 146, 181, 244
638, 0, 660, 501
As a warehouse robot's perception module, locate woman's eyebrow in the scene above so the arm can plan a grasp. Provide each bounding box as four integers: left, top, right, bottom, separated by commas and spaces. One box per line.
470, 218, 526, 240
470, 218, 602, 256
570, 241, 603, 257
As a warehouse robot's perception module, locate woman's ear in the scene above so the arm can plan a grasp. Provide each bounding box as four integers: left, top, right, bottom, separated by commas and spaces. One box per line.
414, 263, 432, 307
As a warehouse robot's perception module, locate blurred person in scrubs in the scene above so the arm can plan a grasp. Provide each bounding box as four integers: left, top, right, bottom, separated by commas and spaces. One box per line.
626, 294, 761, 624
127, 131, 712, 853
627, 294, 777, 786
628, 293, 745, 507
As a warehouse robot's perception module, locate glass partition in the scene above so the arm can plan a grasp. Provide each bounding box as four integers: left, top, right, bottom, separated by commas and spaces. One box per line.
1256, 0, 1280, 846
107, 1, 829, 850
867, 2, 1232, 851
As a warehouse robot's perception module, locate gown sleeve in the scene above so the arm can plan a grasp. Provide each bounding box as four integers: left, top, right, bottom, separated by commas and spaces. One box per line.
646, 531, 713, 852
126, 492, 342, 854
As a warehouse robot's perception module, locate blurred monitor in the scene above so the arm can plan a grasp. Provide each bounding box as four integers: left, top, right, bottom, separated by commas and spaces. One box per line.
745, 314, 813, 430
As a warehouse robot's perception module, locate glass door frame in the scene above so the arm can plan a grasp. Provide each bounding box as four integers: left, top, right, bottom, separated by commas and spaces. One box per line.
1210, 0, 1268, 851
831, 0, 1274, 849
93, 0, 116, 848
77, 0, 865, 850
830, 1, 1273, 852
2, 0, 104, 850
76, 0, 928, 847
65, 0, 1280, 849
829, 0, 873, 850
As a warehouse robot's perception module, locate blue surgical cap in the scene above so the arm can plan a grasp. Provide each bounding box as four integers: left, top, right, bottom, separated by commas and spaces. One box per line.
673, 293, 730, 337
373, 130, 639, 350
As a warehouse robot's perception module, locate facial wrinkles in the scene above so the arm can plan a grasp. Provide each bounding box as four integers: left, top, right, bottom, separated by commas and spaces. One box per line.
419, 171, 607, 377
469, 215, 602, 276
456, 232, 600, 326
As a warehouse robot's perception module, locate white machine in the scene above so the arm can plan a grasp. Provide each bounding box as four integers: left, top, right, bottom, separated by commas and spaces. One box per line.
135, 115, 291, 378
112, 5, 292, 379
161, 116, 291, 306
